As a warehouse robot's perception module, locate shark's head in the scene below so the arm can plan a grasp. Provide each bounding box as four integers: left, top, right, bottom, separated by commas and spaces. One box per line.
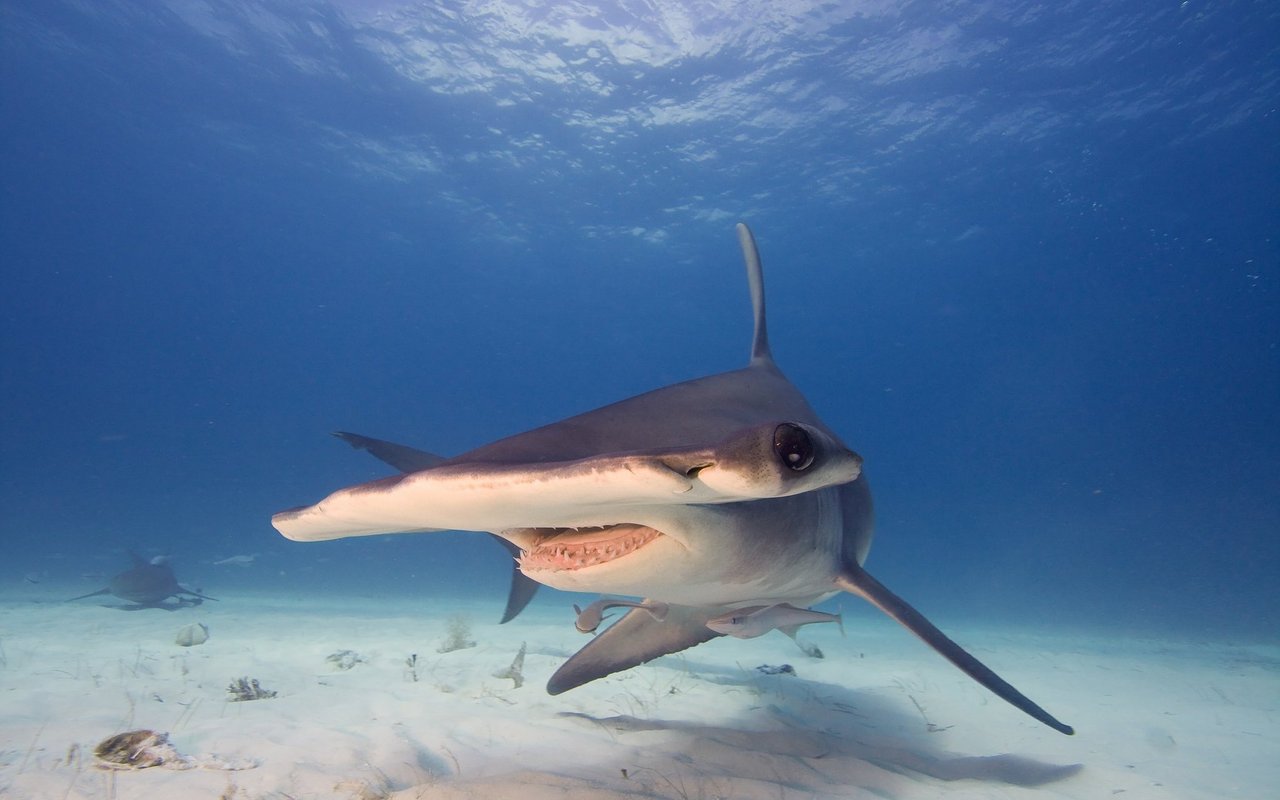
501, 421, 861, 604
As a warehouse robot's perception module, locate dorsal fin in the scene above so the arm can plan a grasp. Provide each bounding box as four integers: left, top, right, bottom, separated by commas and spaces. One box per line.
736, 222, 773, 366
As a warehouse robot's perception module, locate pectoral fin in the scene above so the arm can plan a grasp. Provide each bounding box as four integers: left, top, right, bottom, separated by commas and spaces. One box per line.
490, 536, 541, 623
332, 431, 446, 473
836, 564, 1074, 735
547, 602, 724, 694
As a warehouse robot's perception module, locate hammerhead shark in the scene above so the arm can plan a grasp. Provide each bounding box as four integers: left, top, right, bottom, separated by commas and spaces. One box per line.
273, 224, 1074, 735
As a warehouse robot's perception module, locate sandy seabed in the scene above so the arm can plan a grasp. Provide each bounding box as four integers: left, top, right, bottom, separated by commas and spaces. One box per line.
0, 586, 1275, 800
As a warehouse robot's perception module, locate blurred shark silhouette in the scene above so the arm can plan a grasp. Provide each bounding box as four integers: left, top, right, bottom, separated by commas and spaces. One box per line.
273, 224, 1073, 734
68, 553, 216, 610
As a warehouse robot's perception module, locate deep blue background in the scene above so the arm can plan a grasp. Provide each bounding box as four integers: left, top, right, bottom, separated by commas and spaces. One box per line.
2, 0, 1276, 636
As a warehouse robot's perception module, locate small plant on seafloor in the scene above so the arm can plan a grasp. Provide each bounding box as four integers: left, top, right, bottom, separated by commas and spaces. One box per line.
492, 642, 527, 689
226, 677, 277, 701
437, 614, 476, 654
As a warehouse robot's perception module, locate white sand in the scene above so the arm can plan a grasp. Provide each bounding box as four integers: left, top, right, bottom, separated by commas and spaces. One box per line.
0, 586, 1275, 800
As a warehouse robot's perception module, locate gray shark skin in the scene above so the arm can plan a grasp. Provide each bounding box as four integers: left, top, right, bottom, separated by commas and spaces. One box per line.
273, 224, 1074, 735
68, 552, 217, 609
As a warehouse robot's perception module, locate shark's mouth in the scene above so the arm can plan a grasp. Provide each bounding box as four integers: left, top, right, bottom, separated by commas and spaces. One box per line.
511, 524, 663, 572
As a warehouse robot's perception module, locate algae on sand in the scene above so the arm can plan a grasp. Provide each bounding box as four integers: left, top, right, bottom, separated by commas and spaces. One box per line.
437, 614, 476, 654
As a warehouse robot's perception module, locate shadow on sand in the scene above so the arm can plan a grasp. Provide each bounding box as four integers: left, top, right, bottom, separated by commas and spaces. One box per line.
393, 663, 1082, 799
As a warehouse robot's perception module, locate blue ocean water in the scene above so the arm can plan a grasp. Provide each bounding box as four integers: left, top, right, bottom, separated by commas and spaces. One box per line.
1, 0, 1276, 642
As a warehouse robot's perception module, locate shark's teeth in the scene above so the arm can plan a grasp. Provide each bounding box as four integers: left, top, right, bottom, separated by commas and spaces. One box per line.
517, 525, 661, 572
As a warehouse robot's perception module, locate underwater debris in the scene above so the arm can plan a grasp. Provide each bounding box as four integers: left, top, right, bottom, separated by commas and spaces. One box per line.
909, 694, 955, 733
755, 664, 796, 676
325, 650, 366, 671
492, 641, 527, 689
796, 641, 824, 659
175, 622, 209, 647
226, 677, 277, 701
437, 613, 476, 653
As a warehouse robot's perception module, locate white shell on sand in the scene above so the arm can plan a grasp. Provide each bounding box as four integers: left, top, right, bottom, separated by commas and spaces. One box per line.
175, 622, 209, 647
92, 729, 256, 771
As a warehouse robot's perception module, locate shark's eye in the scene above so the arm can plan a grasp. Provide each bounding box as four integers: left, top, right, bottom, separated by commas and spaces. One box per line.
773, 423, 815, 471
